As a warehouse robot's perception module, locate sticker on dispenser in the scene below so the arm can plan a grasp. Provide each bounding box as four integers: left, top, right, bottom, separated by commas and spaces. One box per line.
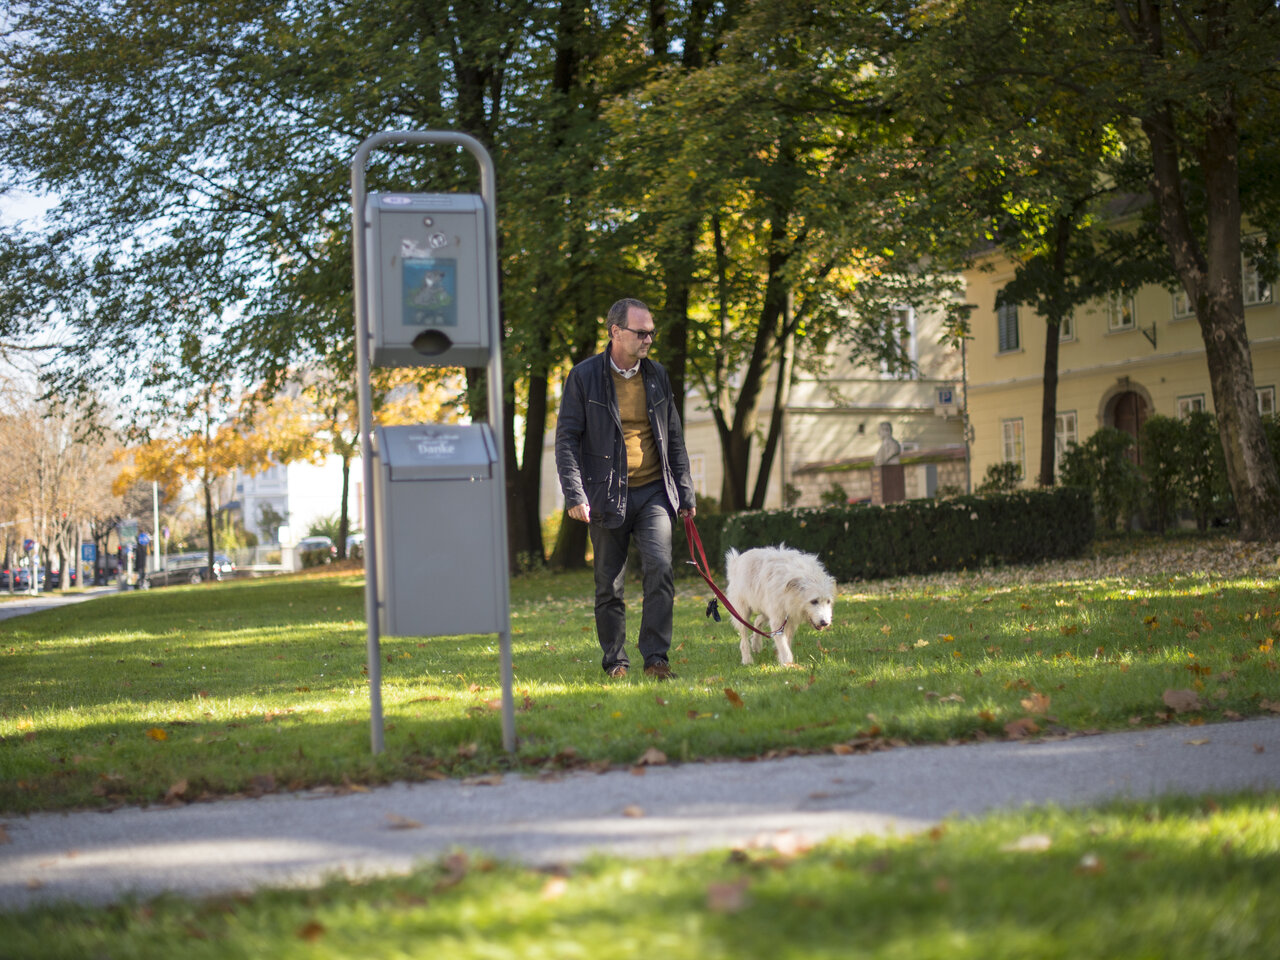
402, 257, 457, 327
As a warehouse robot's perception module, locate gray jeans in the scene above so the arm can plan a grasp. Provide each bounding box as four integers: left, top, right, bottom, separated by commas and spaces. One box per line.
588, 481, 674, 671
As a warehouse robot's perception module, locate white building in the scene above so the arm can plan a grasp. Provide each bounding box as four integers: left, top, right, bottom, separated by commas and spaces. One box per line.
226, 455, 361, 545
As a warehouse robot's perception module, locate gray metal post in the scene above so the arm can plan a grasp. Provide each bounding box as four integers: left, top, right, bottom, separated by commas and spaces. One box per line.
350, 130, 515, 755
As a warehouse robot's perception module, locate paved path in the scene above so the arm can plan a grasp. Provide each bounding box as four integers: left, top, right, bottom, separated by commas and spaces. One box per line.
3, 716, 1277, 911
0, 585, 118, 622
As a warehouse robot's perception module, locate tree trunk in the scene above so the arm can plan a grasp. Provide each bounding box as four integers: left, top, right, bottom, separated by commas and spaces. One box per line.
203, 479, 215, 580
1142, 102, 1280, 540
751, 292, 796, 509
1038, 318, 1062, 487
337, 455, 350, 560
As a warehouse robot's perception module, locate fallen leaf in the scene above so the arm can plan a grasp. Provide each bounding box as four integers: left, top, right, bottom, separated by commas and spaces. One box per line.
541, 876, 569, 900
622, 804, 645, 818
636, 747, 668, 766
434, 852, 470, 890
831, 743, 854, 755
706, 878, 751, 913
385, 813, 423, 829
1185, 738, 1210, 746
164, 779, 188, 802
456, 742, 479, 758
1162, 689, 1202, 713
1004, 718, 1041, 739
461, 774, 503, 786
1002, 833, 1052, 853
296, 921, 325, 942
724, 688, 745, 709
1075, 853, 1106, 875
1260, 699, 1280, 714
914, 639, 930, 648
1020, 693, 1051, 714
145, 727, 168, 741
774, 832, 814, 857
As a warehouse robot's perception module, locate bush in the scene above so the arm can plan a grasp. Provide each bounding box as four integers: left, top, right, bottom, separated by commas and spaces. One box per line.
819, 483, 849, 507
1139, 414, 1185, 534
976, 461, 1021, 494
1060, 427, 1142, 532
673, 497, 735, 577
718, 488, 1094, 581
1183, 411, 1233, 531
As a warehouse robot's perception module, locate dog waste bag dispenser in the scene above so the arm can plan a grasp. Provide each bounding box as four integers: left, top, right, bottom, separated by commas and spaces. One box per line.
372, 422, 506, 638
365, 192, 490, 368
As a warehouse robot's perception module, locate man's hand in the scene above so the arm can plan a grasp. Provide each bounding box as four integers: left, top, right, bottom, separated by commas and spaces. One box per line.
678, 506, 696, 519
567, 503, 590, 523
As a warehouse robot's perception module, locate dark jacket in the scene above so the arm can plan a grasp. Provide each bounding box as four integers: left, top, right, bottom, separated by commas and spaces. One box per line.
555, 350, 696, 529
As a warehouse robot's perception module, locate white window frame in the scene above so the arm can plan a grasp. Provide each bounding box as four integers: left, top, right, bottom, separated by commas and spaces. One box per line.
1177, 394, 1206, 419
1001, 418, 1025, 478
997, 302, 1020, 353
879, 305, 918, 380
1243, 234, 1274, 307
1054, 410, 1078, 476
688, 453, 707, 496
1171, 289, 1194, 320
1258, 386, 1276, 416
1106, 292, 1136, 332
1058, 312, 1075, 342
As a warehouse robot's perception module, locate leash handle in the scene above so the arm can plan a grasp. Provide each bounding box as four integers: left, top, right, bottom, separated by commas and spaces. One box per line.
684, 515, 779, 639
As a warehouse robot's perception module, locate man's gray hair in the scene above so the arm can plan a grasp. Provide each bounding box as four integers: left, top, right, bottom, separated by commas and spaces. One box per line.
606, 298, 650, 332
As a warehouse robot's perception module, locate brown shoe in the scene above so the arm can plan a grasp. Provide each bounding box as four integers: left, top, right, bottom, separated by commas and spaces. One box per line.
606, 665, 628, 678
643, 661, 676, 680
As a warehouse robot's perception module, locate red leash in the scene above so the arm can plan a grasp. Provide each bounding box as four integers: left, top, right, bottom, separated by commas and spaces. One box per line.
683, 514, 781, 639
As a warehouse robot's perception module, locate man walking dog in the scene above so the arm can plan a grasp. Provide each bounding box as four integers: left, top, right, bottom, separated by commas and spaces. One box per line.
556, 298, 696, 680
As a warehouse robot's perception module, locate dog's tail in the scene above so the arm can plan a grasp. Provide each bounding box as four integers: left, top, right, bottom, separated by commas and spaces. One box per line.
723, 547, 739, 570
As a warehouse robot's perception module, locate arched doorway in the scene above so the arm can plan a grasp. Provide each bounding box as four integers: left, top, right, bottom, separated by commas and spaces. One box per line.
1106, 390, 1149, 464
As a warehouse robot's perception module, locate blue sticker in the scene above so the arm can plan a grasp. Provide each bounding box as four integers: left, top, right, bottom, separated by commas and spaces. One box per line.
402, 258, 457, 327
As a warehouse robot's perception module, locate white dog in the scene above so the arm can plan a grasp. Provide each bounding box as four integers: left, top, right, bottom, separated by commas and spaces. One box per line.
723, 545, 836, 666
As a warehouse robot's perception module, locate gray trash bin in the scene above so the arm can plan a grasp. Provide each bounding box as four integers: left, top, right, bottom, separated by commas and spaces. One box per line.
372, 423, 506, 637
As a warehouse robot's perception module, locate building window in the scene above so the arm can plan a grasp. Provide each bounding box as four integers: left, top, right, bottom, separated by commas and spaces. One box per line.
1107, 292, 1136, 331
688, 453, 707, 496
1054, 410, 1078, 476
997, 302, 1020, 353
1171, 289, 1194, 320
879, 306, 918, 379
1243, 260, 1273, 307
1259, 386, 1276, 416
1058, 312, 1075, 341
1177, 394, 1206, 418
1001, 418, 1025, 478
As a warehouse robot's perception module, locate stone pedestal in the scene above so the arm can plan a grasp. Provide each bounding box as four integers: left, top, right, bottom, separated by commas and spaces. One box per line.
871, 464, 906, 505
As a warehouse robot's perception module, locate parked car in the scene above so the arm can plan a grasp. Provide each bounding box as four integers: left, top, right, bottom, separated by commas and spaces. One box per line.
346, 533, 365, 559
139, 552, 235, 588
46, 568, 77, 588
298, 536, 337, 565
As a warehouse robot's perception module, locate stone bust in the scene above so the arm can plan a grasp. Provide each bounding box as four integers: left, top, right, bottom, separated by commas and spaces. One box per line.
873, 421, 902, 466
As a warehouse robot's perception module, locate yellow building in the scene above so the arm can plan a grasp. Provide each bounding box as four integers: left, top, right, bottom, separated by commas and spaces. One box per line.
963, 244, 1278, 486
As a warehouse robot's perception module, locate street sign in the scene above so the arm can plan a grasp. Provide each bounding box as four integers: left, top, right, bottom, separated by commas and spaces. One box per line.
119, 519, 139, 545
82, 542, 97, 564
22, 538, 34, 553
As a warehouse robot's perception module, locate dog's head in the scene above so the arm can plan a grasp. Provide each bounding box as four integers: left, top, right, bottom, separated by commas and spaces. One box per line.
788, 574, 836, 631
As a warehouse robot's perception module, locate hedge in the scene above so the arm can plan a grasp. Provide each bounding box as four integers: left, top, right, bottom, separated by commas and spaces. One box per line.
709, 488, 1094, 581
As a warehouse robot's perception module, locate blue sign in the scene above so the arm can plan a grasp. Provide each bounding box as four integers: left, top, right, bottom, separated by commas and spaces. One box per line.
22, 538, 34, 553
82, 542, 98, 564
937, 386, 955, 406
137, 532, 151, 547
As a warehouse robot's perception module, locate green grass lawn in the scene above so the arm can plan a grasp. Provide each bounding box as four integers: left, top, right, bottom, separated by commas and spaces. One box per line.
3, 792, 1277, 958
2, 534, 1277, 815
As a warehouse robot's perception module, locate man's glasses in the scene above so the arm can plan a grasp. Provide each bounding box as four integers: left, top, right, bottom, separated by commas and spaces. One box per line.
621, 326, 656, 341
